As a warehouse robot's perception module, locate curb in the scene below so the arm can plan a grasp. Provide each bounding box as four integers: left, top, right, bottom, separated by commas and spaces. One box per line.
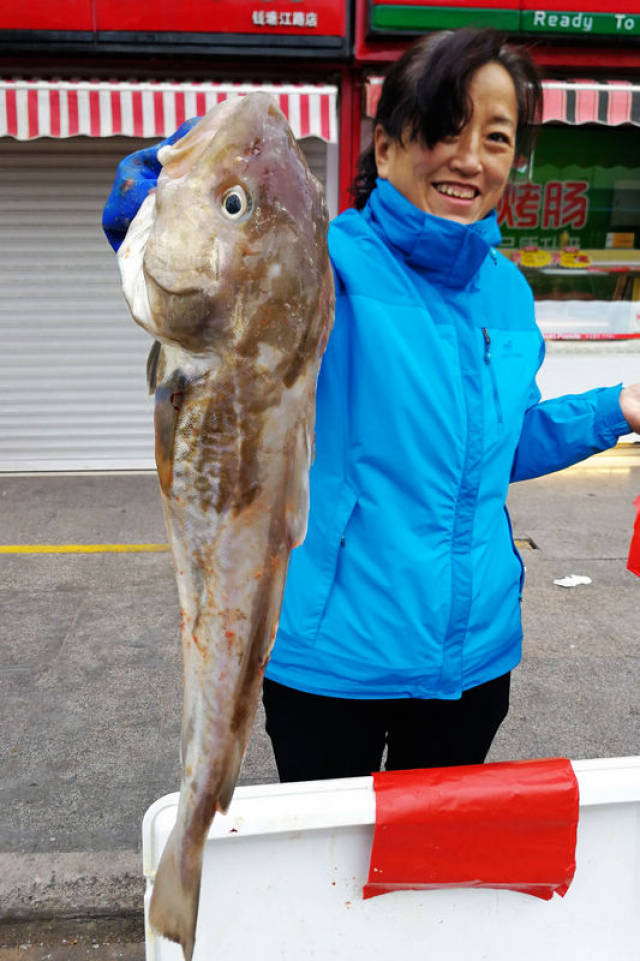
0, 851, 143, 929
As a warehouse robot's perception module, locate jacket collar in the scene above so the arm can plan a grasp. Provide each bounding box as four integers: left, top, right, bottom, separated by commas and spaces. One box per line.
364, 178, 502, 289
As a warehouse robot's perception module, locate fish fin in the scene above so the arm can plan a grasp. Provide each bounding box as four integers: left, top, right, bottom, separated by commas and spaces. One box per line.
154, 368, 187, 497
147, 340, 162, 393
149, 825, 202, 961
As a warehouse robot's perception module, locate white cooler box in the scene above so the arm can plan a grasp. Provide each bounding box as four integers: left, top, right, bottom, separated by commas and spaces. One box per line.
143, 756, 640, 961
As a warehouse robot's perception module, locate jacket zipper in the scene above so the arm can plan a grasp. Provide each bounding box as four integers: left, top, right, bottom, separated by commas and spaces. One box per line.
481, 327, 504, 425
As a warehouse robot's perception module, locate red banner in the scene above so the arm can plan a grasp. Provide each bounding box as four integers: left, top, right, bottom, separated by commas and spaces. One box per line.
0, 0, 346, 37
96, 0, 345, 34
0, 0, 94, 31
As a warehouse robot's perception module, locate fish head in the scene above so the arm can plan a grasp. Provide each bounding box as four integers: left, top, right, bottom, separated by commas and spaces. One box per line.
140, 92, 330, 357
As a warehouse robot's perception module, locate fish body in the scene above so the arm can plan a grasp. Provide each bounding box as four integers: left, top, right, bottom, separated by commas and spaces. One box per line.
117, 93, 333, 961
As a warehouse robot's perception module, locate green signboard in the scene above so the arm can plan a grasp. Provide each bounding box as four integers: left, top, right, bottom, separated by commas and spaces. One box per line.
522, 9, 640, 36
369, 1, 640, 39
498, 125, 640, 250
371, 5, 519, 31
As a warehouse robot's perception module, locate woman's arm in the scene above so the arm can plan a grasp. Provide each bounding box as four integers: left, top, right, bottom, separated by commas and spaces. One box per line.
511, 381, 634, 482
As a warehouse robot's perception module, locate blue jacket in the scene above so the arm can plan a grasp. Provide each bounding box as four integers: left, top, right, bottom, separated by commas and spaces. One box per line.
266, 179, 630, 699
103, 146, 630, 702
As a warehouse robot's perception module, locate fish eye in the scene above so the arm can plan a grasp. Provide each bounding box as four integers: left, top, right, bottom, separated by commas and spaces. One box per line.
221, 186, 251, 221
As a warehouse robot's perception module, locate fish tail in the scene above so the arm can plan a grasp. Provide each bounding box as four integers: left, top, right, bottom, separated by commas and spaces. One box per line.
149, 824, 203, 961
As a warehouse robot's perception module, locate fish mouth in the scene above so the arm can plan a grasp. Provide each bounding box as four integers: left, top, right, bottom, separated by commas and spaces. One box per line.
433, 182, 480, 201
145, 273, 223, 352
144, 268, 206, 299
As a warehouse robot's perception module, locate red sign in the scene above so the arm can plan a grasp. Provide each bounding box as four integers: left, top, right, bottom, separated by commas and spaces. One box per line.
0, 0, 94, 31
96, 0, 345, 34
0, 0, 346, 37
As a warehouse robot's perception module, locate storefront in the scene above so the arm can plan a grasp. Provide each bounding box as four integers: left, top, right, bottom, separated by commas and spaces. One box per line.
2, 2, 639, 470
356, 0, 640, 427
0, 2, 347, 471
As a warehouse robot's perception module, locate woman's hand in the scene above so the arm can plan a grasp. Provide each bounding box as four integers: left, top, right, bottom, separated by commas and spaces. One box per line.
620, 383, 640, 434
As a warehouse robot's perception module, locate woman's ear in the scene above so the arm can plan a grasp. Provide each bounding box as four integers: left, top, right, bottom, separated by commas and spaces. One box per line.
373, 124, 393, 179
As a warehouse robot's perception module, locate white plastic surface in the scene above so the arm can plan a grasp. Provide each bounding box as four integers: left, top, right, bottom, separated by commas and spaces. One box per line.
143, 756, 640, 961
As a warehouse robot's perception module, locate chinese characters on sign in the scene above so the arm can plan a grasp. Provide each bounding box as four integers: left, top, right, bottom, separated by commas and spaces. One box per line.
252, 10, 318, 27
498, 181, 589, 248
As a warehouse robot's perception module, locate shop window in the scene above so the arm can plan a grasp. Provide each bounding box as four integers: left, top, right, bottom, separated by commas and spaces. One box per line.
498, 124, 640, 341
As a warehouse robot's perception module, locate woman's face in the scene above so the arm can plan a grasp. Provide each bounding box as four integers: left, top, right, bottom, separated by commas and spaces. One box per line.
374, 61, 518, 225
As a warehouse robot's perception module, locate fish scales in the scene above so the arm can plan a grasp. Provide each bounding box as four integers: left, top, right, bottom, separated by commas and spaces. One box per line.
116, 93, 334, 961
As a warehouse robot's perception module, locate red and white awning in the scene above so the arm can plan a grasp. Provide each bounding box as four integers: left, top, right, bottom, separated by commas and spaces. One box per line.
365, 77, 640, 127
542, 80, 640, 126
0, 79, 339, 143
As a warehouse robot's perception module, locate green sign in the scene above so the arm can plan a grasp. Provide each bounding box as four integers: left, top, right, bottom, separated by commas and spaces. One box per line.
371, 5, 519, 32
523, 10, 640, 36
370, 2, 640, 39
498, 125, 640, 251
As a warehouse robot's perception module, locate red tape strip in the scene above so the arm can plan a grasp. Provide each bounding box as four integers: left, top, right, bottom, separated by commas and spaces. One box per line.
364, 758, 579, 902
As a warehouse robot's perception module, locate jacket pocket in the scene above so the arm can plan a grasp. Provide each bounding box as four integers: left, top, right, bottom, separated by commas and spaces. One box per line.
279, 480, 358, 640
480, 327, 543, 441
504, 505, 525, 598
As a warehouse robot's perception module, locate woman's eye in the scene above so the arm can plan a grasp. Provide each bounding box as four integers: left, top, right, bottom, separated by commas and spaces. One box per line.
221, 186, 251, 220
488, 131, 511, 145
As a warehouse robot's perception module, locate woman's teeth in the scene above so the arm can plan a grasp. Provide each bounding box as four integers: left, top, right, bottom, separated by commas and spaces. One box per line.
435, 183, 477, 199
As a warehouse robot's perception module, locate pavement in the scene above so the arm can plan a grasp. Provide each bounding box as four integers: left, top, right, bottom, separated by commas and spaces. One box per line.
1, 446, 639, 956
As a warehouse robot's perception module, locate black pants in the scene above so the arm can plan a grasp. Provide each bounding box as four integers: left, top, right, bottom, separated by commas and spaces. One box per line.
262, 673, 510, 782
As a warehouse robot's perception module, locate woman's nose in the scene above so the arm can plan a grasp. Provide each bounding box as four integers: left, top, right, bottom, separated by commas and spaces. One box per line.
449, 133, 482, 175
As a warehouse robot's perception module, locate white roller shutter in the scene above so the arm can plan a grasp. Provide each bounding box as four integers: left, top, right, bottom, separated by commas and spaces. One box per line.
0, 134, 329, 472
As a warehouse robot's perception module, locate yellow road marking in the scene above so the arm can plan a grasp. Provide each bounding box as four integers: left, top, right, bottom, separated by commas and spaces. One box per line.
0, 543, 169, 554
4, 540, 535, 556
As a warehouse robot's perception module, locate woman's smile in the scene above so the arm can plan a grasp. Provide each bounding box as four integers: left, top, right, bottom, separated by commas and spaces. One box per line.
433, 182, 480, 200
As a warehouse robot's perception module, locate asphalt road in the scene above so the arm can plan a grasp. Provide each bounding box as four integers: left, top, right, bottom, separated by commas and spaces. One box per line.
1, 445, 639, 945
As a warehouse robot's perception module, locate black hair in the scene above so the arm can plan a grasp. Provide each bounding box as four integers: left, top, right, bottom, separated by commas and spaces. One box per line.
351, 28, 542, 210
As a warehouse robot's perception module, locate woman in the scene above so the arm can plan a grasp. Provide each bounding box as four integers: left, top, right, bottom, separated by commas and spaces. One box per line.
103, 29, 640, 782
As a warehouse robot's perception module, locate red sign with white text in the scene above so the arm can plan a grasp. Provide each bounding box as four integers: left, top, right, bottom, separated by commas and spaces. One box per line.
96, 0, 345, 34
0, 0, 347, 37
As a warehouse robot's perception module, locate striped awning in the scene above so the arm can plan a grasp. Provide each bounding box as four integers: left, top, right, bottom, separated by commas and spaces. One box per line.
365, 77, 640, 127
542, 80, 640, 126
0, 79, 339, 143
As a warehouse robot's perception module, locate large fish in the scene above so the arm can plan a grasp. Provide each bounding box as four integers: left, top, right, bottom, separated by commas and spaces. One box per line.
116, 92, 333, 961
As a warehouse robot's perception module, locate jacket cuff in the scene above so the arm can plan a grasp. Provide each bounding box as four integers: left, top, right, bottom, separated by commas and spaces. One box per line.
599, 383, 633, 440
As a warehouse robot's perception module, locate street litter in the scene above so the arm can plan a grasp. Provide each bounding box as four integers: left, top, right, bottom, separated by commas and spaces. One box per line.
553, 574, 592, 588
